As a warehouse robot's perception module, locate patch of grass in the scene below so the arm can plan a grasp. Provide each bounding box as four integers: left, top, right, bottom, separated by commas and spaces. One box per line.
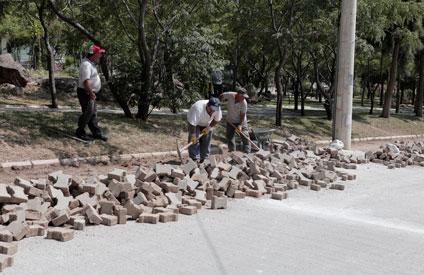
0, 108, 423, 162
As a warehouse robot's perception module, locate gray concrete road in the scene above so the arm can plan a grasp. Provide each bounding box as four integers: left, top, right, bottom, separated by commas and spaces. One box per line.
4, 163, 424, 275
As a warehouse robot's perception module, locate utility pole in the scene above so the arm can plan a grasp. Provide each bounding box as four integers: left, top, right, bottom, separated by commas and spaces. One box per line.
334, 0, 357, 149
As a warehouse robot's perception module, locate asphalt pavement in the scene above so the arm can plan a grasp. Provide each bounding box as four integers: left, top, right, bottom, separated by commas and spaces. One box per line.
4, 163, 424, 275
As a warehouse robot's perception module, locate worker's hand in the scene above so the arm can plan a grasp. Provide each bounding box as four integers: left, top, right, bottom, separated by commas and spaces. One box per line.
89, 91, 96, 101
201, 127, 210, 136
190, 135, 197, 144
236, 125, 242, 134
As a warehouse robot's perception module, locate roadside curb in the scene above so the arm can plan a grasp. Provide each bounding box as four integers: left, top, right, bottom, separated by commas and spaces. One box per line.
314, 134, 424, 145
2, 134, 423, 171
0, 150, 185, 171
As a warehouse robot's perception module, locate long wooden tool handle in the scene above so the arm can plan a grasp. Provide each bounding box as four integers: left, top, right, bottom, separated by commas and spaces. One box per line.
228, 121, 261, 151
182, 133, 205, 151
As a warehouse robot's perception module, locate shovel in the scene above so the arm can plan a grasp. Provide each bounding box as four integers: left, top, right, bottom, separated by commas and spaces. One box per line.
227, 121, 261, 151
176, 133, 205, 162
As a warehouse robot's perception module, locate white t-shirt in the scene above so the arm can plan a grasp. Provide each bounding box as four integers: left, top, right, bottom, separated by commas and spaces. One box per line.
187, 100, 222, 127
78, 58, 101, 92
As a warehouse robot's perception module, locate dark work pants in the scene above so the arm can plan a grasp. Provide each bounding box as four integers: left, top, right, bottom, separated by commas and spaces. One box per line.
76, 88, 102, 137
226, 122, 251, 153
188, 124, 213, 161
212, 84, 223, 98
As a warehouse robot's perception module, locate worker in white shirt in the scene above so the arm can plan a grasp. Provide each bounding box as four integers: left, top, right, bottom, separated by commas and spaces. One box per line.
76, 44, 107, 141
187, 98, 222, 162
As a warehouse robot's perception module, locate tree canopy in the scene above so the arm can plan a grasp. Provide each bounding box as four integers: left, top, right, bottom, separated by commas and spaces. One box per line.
1, 0, 424, 120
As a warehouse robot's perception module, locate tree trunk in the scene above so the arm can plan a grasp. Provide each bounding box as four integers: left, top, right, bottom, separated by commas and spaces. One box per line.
48, 0, 133, 118
395, 89, 401, 113
37, 1, 57, 109
300, 82, 305, 116
360, 85, 365, 107
379, 47, 385, 107
135, 0, 158, 121
369, 85, 375, 115
382, 37, 400, 118
416, 49, 424, 117
275, 65, 283, 126
233, 35, 240, 87
293, 80, 299, 111
164, 38, 177, 113
395, 70, 401, 114
400, 89, 404, 105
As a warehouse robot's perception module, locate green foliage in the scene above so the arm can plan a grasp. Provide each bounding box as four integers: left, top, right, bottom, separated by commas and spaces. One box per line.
2, 0, 424, 118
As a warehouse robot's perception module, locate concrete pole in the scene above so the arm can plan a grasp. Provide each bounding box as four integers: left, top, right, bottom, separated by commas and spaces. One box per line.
334, 0, 357, 149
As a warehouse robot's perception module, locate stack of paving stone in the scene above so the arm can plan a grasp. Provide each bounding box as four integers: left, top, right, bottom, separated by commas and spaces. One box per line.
0, 136, 362, 271
367, 141, 424, 169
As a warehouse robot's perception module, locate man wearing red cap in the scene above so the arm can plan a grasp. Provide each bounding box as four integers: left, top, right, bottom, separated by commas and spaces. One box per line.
76, 44, 108, 141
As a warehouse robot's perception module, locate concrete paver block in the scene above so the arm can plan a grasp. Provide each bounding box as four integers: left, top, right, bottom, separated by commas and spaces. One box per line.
123, 200, 143, 219
330, 184, 345, 191
0, 231, 12, 243
6, 185, 28, 203
171, 169, 185, 179
211, 196, 227, 209
271, 192, 288, 200
0, 242, 17, 255
233, 190, 246, 199
14, 177, 33, 193
99, 200, 115, 215
0, 255, 13, 272
6, 221, 29, 241
310, 184, 321, 192
137, 213, 159, 224
180, 206, 197, 215
83, 205, 102, 225
100, 214, 118, 226
0, 184, 12, 203
26, 225, 45, 237
73, 219, 86, 231
46, 227, 74, 242
113, 206, 127, 224
159, 212, 178, 223
52, 209, 70, 226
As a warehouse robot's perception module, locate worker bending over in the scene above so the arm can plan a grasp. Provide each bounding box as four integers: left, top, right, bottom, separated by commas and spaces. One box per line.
187, 98, 222, 162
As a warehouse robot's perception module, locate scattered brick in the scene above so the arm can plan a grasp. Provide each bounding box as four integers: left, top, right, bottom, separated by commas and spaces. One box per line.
0, 231, 12, 243
26, 225, 45, 237
330, 184, 345, 191
233, 190, 246, 199
211, 196, 227, 209
0, 255, 13, 272
0, 242, 17, 255
46, 227, 74, 242
137, 213, 159, 224
83, 205, 102, 225
310, 184, 321, 192
159, 212, 178, 223
180, 206, 197, 215
101, 214, 118, 226
271, 192, 288, 200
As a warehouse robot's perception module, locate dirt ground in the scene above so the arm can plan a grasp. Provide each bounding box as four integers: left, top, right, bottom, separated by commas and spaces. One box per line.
0, 154, 179, 183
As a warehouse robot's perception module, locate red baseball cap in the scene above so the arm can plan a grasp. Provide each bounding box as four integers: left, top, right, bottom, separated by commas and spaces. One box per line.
88, 44, 106, 54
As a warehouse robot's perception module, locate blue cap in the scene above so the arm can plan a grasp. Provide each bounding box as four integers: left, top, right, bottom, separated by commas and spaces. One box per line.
207, 97, 220, 111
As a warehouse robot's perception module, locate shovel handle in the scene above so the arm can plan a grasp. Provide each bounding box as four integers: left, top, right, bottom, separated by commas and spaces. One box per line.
182, 133, 206, 151
227, 121, 261, 151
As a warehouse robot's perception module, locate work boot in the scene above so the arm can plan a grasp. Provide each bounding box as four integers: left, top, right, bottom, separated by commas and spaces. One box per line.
93, 134, 108, 142
76, 131, 92, 141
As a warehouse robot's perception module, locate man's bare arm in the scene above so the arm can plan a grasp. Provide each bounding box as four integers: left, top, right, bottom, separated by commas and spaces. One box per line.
83, 80, 96, 100
210, 120, 219, 128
